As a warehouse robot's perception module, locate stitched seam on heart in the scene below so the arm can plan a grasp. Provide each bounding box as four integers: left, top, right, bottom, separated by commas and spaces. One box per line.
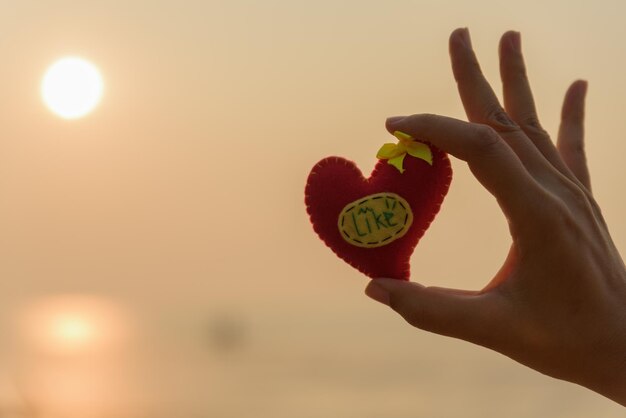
337, 192, 413, 248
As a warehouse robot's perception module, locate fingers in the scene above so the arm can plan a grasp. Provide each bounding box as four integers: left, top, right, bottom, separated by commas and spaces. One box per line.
386, 114, 542, 223
449, 28, 517, 131
449, 28, 558, 180
498, 31, 584, 186
365, 279, 506, 348
557, 80, 591, 190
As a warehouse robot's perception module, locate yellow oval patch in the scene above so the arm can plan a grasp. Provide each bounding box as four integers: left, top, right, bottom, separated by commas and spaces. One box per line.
337, 192, 413, 248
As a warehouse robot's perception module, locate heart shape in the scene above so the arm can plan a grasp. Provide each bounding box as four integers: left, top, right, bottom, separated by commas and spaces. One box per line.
305, 147, 452, 280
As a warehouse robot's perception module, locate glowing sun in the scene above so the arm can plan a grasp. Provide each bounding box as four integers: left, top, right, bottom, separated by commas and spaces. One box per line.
41, 57, 104, 119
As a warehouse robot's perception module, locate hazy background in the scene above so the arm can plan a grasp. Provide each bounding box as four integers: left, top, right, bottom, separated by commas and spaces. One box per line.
0, 0, 625, 417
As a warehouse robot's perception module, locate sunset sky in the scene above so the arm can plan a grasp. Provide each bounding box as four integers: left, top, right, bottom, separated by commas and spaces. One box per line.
0, 1, 625, 417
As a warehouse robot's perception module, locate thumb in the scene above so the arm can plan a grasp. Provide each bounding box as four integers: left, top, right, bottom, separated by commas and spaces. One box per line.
365, 278, 503, 347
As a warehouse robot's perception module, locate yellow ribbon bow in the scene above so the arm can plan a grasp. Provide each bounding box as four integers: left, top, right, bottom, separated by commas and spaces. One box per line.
376, 131, 433, 173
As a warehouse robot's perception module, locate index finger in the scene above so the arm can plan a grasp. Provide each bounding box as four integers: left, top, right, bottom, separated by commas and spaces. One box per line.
386, 114, 543, 223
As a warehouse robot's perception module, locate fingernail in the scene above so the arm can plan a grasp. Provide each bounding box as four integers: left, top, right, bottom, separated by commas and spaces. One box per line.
459, 27, 472, 48
509, 31, 521, 52
386, 116, 405, 126
365, 281, 390, 306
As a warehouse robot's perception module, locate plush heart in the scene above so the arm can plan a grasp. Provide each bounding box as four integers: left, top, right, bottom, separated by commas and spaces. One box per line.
305, 146, 452, 280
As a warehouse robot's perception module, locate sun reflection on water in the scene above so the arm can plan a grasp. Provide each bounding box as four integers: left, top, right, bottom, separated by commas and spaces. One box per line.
7, 295, 135, 418
18, 294, 128, 356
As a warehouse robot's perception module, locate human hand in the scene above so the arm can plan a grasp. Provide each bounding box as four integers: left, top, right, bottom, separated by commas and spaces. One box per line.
365, 28, 626, 405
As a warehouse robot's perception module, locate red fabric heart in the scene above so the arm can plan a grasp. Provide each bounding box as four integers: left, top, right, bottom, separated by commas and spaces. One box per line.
305, 148, 452, 280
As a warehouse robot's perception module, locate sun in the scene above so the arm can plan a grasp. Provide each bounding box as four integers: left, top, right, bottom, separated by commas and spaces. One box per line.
41, 57, 104, 119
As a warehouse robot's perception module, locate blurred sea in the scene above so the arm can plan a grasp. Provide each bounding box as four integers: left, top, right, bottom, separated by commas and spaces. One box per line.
1, 302, 622, 418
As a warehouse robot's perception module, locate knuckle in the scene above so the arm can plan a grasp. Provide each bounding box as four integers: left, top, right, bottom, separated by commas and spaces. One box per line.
526, 187, 565, 221
403, 307, 446, 335
522, 119, 551, 142
541, 197, 580, 234
521, 115, 546, 134
561, 180, 590, 209
391, 298, 427, 329
473, 124, 503, 154
521, 115, 542, 130
570, 140, 586, 156
391, 293, 442, 333
404, 310, 428, 330
484, 105, 520, 131
536, 184, 590, 237
587, 196, 608, 228
512, 64, 528, 80
560, 142, 587, 168
504, 60, 528, 82
554, 207, 587, 243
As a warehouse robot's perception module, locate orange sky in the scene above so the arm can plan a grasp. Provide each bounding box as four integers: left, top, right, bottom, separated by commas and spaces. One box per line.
0, 1, 625, 417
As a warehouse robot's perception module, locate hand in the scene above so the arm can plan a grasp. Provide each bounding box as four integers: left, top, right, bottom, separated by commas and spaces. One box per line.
365, 28, 626, 405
